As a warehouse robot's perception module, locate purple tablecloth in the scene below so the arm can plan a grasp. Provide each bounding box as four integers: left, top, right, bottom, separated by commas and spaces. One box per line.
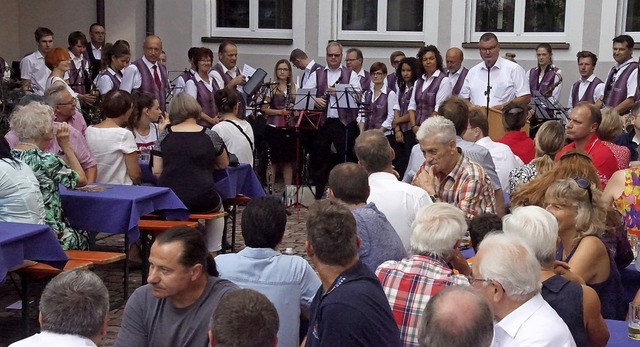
606, 319, 639, 346
0, 222, 68, 282
214, 163, 266, 199
60, 184, 189, 243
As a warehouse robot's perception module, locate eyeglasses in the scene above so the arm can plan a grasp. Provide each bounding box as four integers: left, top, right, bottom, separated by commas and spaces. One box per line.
392, 60, 403, 65
277, 68, 290, 72
327, 54, 341, 58
57, 99, 77, 106
573, 177, 593, 204
463, 275, 493, 286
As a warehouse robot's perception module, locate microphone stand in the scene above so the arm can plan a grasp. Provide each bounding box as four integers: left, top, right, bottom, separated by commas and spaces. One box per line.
484, 63, 492, 119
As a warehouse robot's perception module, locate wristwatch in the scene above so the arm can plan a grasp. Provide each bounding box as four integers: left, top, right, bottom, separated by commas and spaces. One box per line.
429, 193, 439, 201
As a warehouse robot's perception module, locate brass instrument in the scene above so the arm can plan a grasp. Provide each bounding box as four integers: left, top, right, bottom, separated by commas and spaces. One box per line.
542, 66, 563, 98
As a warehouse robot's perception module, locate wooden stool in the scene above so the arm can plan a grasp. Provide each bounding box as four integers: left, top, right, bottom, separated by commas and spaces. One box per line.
65, 250, 127, 300
16, 260, 94, 337
222, 195, 251, 253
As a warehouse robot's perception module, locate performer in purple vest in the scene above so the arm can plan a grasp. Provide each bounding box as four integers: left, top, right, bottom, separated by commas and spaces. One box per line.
392, 57, 421, 178
386, 51, 405, 94
567, 51, 605, 109
409, 45, 452, 132
346, 47, 371, 93
96, 42, 130, 95
289, 48, 323, 89
67, 31, 98, 111
173, 46, 199, 96
526, 43, 562, 102
120, 35, 169, 112
603, 35, 638, 115
361, 62, 397, 148
184, 48, 220, 128
210, 41, 248, 119
84, 23, 105, 81
445, 47, 468, 96
303, 41, 361, 199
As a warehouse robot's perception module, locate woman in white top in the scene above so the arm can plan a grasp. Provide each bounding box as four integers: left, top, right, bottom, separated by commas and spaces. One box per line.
85, 89, 141, 184
95, 42, 131, 95
128, 92, 168, 160
184, 47, 220, 128
212, 88, 255, 166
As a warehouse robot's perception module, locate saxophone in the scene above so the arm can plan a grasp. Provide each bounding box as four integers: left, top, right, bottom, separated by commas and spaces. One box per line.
542, 66, 563, 98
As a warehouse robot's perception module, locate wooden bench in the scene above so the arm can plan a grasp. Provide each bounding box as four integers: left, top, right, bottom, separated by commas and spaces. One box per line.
64, 250, 128, 300
223, 195, 252, 253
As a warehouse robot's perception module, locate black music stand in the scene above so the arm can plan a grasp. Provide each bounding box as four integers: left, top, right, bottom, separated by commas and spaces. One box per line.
529, 90, 568, 137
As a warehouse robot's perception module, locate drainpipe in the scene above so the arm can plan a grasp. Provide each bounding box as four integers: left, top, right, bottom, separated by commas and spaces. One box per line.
146, 0, 154, 36
97, 0, 105, 25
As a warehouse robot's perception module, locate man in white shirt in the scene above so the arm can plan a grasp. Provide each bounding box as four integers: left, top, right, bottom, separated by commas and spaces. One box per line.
85, 23, 105, 80
446, 47, 468, 96
463, 108, 523, 193
289, 48, 323, 89
472, 233, 576, 347
20, 27, 54, 95
346, 47, 371, 92
354, 129, 432, 250
603, 35, 638, 115
120, 35, 169, 111
9, 270, 109, 347
567, 51, 604, 110
459, 32, 530, 110
209, 41, 248, 117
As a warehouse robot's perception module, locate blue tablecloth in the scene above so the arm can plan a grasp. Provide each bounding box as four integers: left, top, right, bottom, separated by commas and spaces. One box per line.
60, 184, 189, 243
0, 222, 68, 281
214, 163, 266, 199
606, 319, 640, 346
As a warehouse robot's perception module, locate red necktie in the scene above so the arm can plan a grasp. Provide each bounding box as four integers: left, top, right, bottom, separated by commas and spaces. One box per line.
153, 65, 161, 90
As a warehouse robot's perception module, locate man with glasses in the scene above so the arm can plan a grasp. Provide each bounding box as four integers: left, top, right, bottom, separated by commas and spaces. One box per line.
386, 51, 405, 93
603, 35, 637, 115
567, 51, 604, 110
345, 47, 370, 93
556, 102, 617, 186
120, 35, 169, 111
472, 233, 576, 346
459, 32, 530, 110
445, 47, 468, 96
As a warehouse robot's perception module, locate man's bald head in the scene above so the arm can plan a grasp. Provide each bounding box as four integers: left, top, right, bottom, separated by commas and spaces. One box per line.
446, 47, 464, 74
328, 163, 370, 205
354, 130, 393, 173
143, 35, 163, 63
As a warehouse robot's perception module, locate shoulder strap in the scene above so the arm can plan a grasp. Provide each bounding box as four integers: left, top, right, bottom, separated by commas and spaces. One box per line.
222, 120, 254, 152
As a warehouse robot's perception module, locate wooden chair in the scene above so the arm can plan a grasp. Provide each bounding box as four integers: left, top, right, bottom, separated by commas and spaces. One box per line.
222, 195, 251, 253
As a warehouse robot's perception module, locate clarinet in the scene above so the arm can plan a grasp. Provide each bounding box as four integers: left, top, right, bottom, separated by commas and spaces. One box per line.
323, 76, 342, 109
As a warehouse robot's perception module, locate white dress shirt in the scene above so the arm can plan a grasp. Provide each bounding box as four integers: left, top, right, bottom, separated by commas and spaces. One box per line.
367, 171, 432, 250
493, 294, 576, 347
184, 73, 217, 98
460, 57, 529, 107
358, 84, 397, 135
173, 68, 196, 96
95, 67, 121, 95
408, 70, 452, 112
9, 331, 98, 347
567, 74, 605, 109
475, 136, 524, 192
20, 50, 51, 95
120, 56, 162, 92
448, 67, 465, 89
304, 66, 361, 119
91, 43, 102, 63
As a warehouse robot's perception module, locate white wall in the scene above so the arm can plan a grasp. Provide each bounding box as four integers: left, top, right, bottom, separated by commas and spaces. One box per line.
0, 0, 21, 63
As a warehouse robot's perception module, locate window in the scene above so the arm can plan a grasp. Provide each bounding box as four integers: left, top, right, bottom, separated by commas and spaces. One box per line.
338, 0, 426, 41
211, 0, 292, 38
623, 0, 640, 32
470, 0, 567, 42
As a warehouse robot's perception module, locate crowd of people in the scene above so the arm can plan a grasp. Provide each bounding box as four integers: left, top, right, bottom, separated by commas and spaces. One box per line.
2, 22, 640, 347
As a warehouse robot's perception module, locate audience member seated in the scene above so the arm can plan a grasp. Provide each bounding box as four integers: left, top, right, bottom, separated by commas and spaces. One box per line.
503, 206, 609, 346
496, 102, 535, 164
212, 89, 254, 166
354, 129, 432, 250
613, 101, 640, 163
598, 107, 630, 169
417, 286, 494, 347
603, 167, 640, 237
328, 163, 406, 271
473, 233, 576, 346
9, 270, 109, 347
128, 92, 167, 160
509, 120, 565, 193
10, 102, 89, 250
305, 200, 401, 346
412, 116, 496, 219
546, 178, 626, 320
216, 196, 320, 347
209, 289, 279, 347
376, 203, 470, 347
468, 213, 502, 253
115, 226, 238, 347
0, 137, 45, 224
152, 93, 229, 252
86, 89, 141, 184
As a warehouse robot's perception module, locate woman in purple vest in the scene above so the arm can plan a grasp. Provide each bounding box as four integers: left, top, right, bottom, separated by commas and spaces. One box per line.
184, 47, 220, 128
408, 45, 451, 135
261, 59, 296, 189
360, 62, 397, 146
526, 43, 562, 102
96, 42, 130, 95
392, 57, 420, 178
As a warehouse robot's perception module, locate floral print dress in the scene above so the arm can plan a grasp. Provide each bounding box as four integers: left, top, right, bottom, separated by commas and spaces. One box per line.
11, 148, 89, 250
613, 167, 640, 237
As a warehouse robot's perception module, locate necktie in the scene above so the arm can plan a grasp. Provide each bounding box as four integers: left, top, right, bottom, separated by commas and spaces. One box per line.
152, 65, 162, 90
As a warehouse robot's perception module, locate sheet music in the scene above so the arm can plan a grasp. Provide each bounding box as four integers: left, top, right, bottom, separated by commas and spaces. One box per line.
334, 84, 360, 109
293, 88, 317, 110
242, 64, 256, 78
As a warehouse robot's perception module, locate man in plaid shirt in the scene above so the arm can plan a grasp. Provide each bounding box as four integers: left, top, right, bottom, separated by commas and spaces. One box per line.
376, 203, 471, 347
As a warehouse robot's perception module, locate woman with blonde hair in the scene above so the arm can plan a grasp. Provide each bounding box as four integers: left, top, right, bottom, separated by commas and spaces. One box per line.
545, 178, 625, 320
597, 107, 630, 169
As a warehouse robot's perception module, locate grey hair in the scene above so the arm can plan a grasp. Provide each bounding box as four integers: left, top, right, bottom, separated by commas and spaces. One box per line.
168, 92, 202, 125
410, 203, 467, 257
43, 83, 69, 107
326, 41, 343, 53
502, 206, 559, 268
10, 102, 54, 141
416, 116, 456, 144
418, 286, 494, 347
39, 269, 109, 338
477, 233, 541, 300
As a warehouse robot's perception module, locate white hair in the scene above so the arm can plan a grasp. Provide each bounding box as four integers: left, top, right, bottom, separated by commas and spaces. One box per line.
502, 206, 558, 268
477, 233, 541, 300
416, 116, 456, 144
10, 102, 54, 141
410, 203, 467, 257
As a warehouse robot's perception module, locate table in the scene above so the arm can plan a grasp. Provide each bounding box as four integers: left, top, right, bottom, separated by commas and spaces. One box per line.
214, 163, 266, 199
622, 263, 640, 304
606, 319, 640, 346
0, 222, 67, 281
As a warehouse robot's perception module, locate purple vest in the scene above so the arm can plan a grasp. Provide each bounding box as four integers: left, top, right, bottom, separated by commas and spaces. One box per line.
68, 57, 89, 94
195, 78, 219, 128
99, 70, 121, 92
180, 70, 194, 85
365, 91, 388, 130
528, 65, 558, 94
386, 73, 397, 93
397, 85, 413, 132
132, 58, 169, 111
414, 72, 447, 125
570, 77, 604, 107
212, 63, 247, 118
267, 93, 287, 127
301, 62, 323, 87
451, 67, 468, 96
316, 67, 358, 126
604, 62, 639, 108
359, 71, 371, 92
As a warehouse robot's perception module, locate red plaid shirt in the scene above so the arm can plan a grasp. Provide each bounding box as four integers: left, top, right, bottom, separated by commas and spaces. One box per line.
375, 255, 469, 347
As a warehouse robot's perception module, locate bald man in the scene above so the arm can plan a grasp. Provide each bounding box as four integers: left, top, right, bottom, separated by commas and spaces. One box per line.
445, 48, 468, 96
120, 35, 169, 111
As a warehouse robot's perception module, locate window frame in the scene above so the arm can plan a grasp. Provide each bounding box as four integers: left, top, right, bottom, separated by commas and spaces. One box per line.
467, 0, 568, 43
618, 0, 640, 42
208, 0, 293, 39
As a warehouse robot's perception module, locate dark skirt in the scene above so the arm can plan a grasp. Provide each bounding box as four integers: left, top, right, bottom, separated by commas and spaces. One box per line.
266, 126, 297, 163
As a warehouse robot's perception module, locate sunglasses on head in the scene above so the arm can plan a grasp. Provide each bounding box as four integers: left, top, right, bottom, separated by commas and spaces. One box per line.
573, 177, 593, 204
